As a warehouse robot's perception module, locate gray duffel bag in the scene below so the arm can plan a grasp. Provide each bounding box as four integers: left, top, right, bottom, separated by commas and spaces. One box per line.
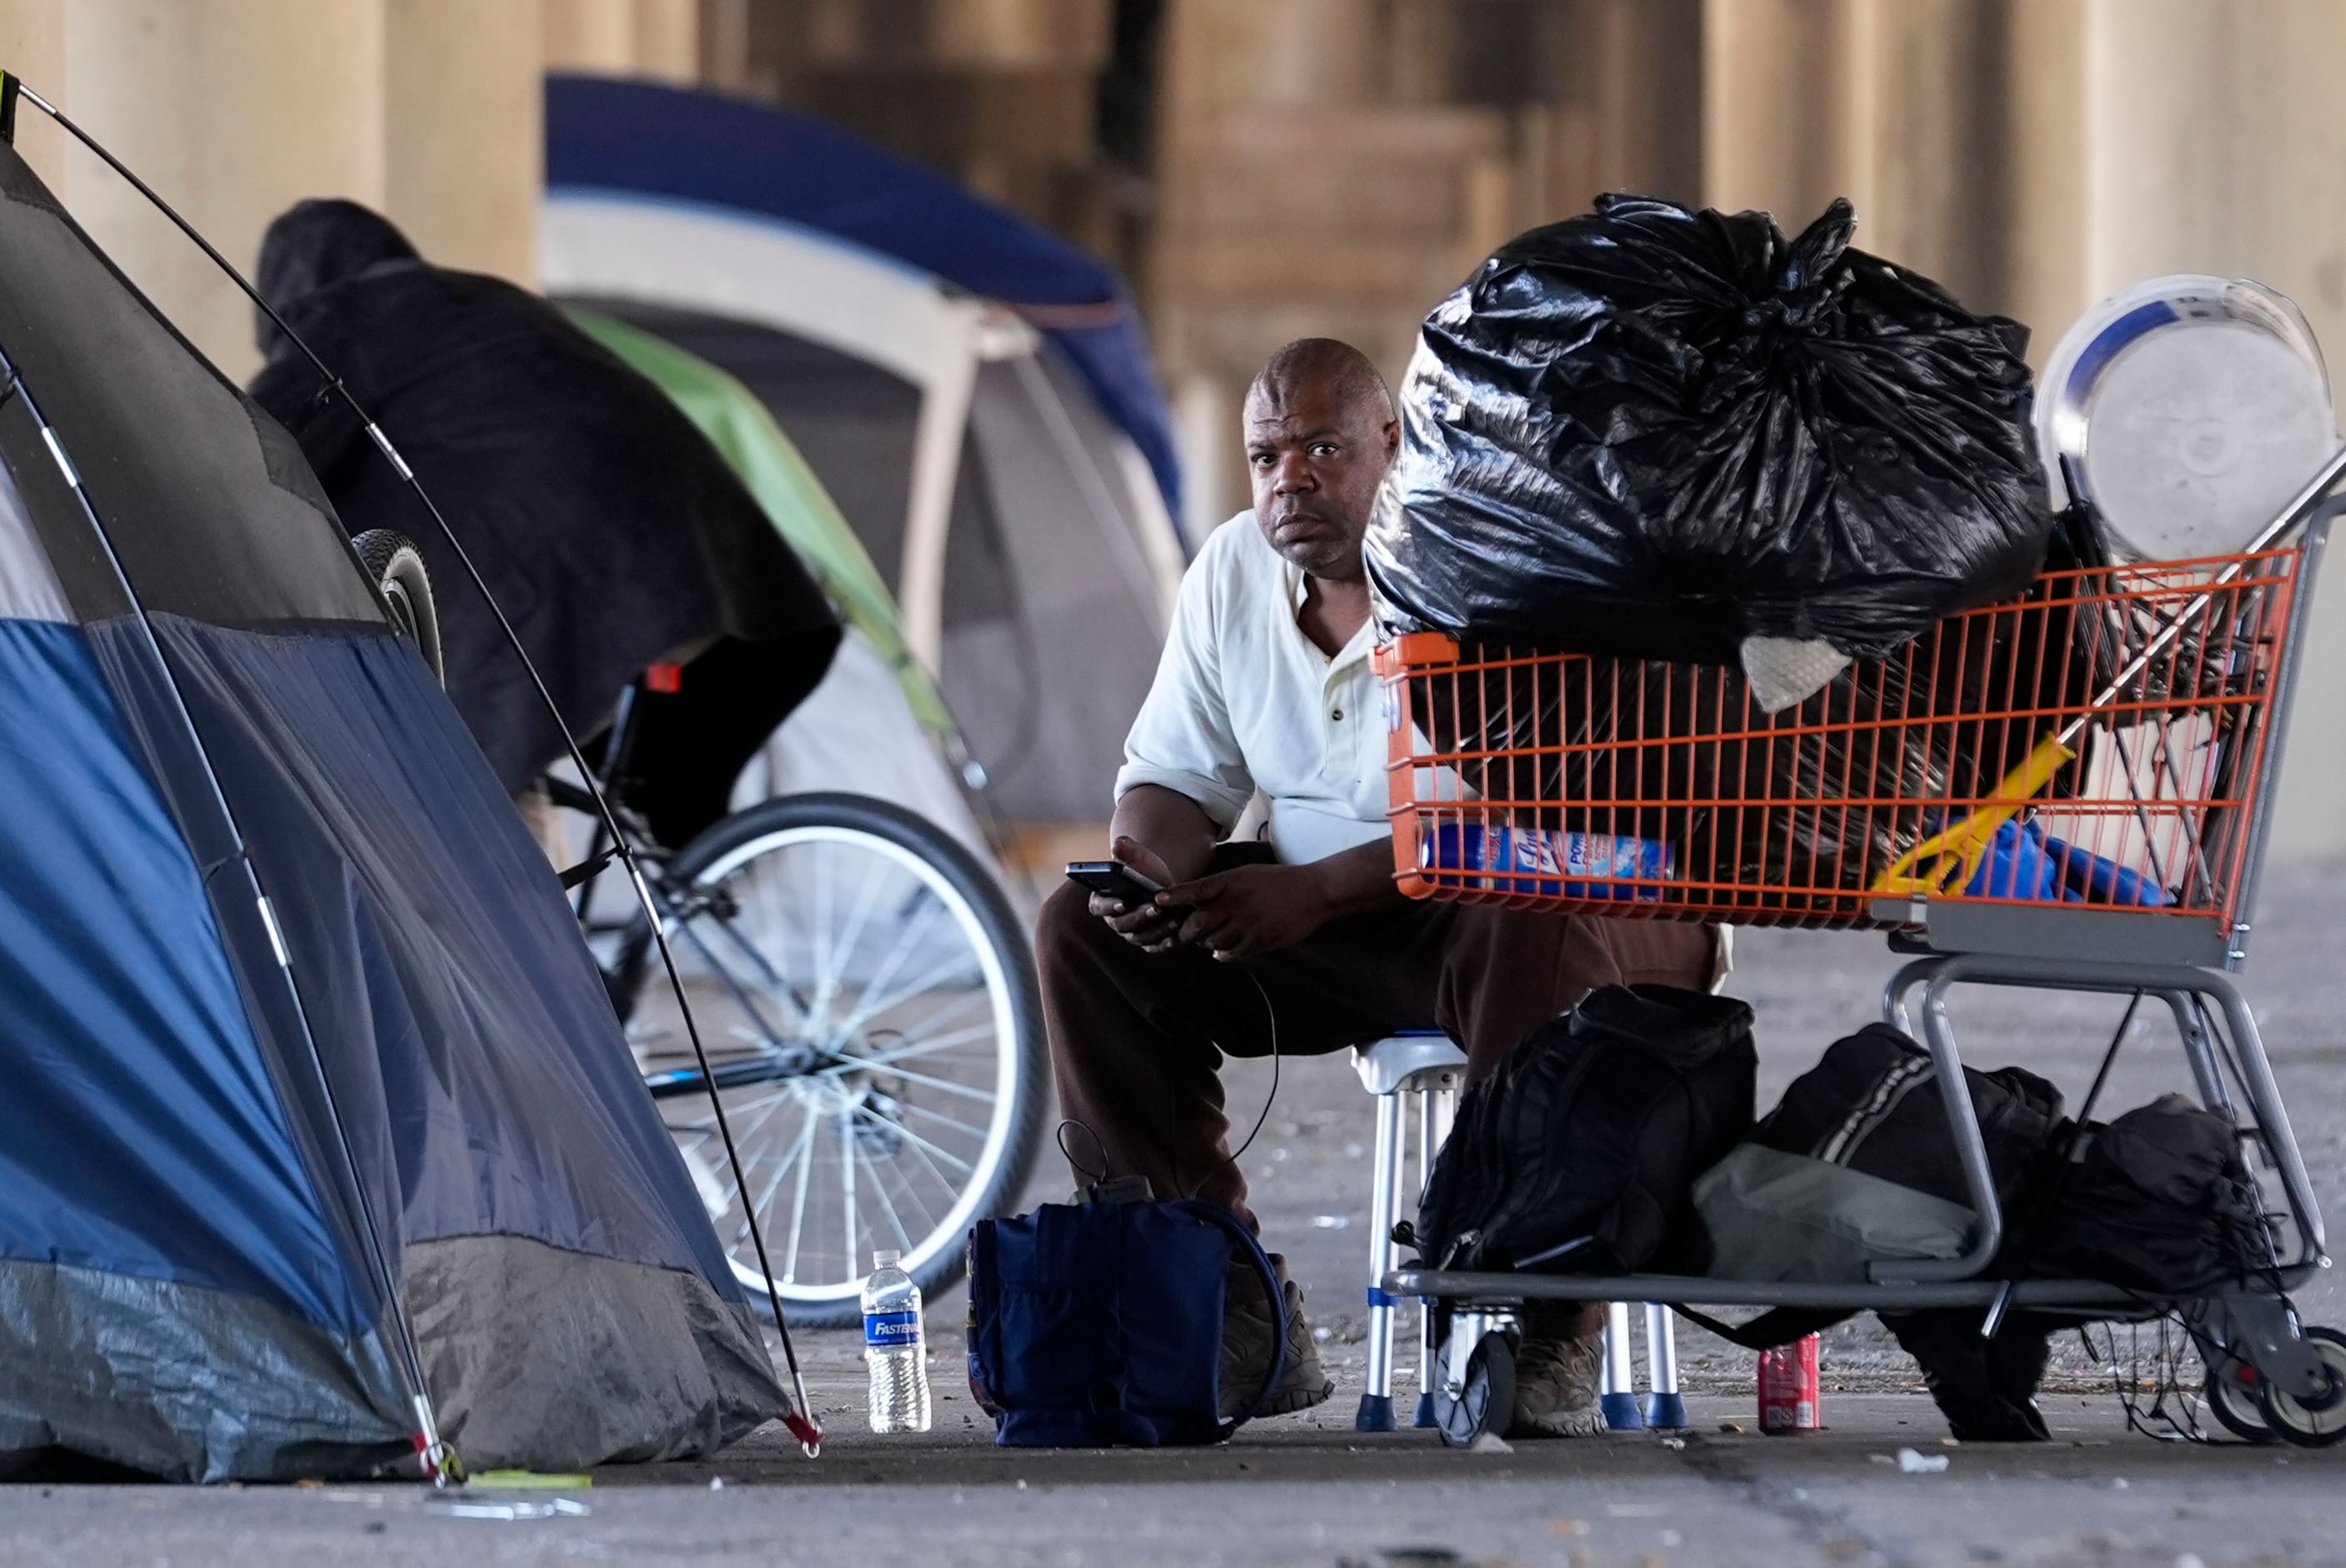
1692, 1143, 1976, 1283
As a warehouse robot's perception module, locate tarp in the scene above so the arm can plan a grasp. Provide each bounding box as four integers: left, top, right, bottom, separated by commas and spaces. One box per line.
0, 130, 782, 1480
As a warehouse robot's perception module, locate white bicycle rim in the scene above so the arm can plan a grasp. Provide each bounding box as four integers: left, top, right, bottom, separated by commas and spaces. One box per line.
654, 822, 1021, 1308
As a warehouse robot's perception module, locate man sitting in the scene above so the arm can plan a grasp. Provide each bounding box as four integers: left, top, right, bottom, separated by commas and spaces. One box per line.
1036, 338, 1719, 1434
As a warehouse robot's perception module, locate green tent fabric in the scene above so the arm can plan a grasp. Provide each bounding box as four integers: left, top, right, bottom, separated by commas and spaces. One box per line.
567, 308, 951, 734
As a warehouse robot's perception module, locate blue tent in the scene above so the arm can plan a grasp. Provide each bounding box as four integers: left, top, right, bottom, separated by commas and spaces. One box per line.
0, 124, 783, 1479
546, 73, 1180, 520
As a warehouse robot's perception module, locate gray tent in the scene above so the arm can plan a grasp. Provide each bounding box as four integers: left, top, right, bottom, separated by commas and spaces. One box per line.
543, 78, 1186, 825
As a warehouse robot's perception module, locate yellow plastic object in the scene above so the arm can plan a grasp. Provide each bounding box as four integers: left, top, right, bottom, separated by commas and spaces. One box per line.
470, 1470, 593, 1490
1870, 734, 2078, 899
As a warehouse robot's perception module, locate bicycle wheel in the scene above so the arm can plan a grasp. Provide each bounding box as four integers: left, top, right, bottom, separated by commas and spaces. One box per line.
629, 792, 1045, 1327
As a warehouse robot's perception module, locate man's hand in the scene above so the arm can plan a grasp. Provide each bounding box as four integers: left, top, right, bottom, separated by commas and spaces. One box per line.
1091, 836, 1186, 951
1154, 861, 1332, 963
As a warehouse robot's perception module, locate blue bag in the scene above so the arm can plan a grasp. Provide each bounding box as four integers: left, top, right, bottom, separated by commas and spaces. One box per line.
1965, 819, 2167, 907
966, 1197, 1287, 1446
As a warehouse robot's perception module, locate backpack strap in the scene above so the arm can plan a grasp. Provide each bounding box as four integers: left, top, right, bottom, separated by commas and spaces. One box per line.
1668, 1304, 1851, 1350
1174, 1199, 1288, 1430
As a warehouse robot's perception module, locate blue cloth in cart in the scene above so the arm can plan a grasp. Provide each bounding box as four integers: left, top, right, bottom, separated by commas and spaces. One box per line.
1965, 819, 2166, 906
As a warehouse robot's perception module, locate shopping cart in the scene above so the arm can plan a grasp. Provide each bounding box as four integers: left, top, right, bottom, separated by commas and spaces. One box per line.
1372, 447, 2346, 1448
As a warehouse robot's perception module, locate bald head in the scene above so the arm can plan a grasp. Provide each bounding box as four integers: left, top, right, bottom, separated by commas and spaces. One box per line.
1243, 338, 1399, 582
1245, 337, 1394, 426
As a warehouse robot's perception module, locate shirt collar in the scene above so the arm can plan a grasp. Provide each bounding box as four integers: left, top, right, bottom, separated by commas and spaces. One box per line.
1284, 557, 1374, 672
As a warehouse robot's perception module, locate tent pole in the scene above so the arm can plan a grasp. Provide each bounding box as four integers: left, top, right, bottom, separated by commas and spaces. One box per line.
897, 314, 982, 673
7, 77, 824, 1459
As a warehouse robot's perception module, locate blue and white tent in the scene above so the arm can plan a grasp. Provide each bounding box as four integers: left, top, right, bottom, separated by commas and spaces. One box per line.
0, 115, 783, 1480
544, 75, 1185, 824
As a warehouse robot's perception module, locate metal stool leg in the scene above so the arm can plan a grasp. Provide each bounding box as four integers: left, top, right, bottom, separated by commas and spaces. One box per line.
1412, 1085, 1442, 1428
1355, 1090, 1402, 1431
1600, 1300, 1645, 1429
1642, 1302, 1687, 1428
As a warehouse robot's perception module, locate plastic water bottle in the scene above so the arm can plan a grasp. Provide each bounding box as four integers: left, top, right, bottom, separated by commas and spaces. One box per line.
863, 1249, 931, 1432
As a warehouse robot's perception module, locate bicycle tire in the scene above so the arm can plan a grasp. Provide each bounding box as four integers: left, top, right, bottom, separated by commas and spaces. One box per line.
630, 791, 1047, 1327
349, 528, 442, 685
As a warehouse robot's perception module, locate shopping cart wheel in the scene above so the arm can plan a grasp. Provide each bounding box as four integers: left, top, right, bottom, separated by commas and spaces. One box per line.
1434, 1331, 1515, 1449
2255, 1327, 2346, 1448
2204, 1364, 2276, 1443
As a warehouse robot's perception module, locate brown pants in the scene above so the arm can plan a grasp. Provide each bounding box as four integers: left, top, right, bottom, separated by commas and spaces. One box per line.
1037, 844, 1719, 1226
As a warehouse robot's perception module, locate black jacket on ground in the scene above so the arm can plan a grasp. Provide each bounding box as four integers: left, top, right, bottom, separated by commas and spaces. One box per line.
248, 200, 839, 848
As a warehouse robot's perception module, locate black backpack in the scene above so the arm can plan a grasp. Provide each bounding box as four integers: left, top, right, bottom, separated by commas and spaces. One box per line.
2016, 1094, 2262, 1295
1753, 1022, 2064, 1208
1414, 984, 1756, 1275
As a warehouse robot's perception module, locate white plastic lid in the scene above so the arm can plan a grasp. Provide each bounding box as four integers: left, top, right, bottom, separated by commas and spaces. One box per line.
2037, 275, 2338, 560
871, 1249, 901, 1269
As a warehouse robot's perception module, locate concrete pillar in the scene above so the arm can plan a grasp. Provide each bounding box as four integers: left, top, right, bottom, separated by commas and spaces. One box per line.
544, 0, 696, 81
64, 0, 389, 381
2000, 0, 2088, 357
1703, 0, 1859, 228
2061, 0, 2346, 859
1704, 0, 2010, 305
385, 0, 541, 287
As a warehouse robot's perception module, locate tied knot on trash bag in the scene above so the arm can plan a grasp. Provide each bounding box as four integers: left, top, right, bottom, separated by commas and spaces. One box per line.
1728, 197, 1856, 347
1367, 191, 2051, 670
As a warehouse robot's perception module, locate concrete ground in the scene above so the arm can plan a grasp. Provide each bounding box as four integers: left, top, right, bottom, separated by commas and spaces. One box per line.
7, 870, 2345, 1566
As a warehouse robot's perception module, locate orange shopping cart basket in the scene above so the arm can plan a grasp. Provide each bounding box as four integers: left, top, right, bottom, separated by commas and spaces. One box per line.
1378, 541, 2316, 964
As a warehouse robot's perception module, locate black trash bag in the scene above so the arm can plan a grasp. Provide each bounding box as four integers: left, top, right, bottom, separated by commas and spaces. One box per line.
1368, 193, 2053, 665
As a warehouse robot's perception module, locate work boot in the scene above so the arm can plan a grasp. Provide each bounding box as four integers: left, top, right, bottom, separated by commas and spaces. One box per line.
1220, 1255, 1334, 1420
1509, 1332, 1607, 1437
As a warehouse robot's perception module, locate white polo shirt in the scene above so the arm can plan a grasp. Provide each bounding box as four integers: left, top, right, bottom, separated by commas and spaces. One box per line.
1116, 512, 1389, 866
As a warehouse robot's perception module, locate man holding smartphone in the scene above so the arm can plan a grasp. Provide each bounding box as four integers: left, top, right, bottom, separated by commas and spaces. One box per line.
1039, 338, 1719, 1431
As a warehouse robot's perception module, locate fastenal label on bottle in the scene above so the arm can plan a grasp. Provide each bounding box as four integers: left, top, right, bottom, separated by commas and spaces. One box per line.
864, 1310, 921, 1349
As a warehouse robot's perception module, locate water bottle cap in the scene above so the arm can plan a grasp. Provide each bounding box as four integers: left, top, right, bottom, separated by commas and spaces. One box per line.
871, 1249, 901, 1269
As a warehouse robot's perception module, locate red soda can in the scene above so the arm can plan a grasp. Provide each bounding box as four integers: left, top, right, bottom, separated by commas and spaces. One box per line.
1756, 1334, 1822, 1433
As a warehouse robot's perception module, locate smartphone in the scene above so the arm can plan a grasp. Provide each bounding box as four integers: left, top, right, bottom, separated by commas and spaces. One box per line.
1065, 860, 1165, 908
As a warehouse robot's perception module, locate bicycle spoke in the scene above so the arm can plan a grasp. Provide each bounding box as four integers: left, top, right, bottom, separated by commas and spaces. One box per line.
838, 1106, 858, 1276
781, 1098, 819, 1286
808, 840, 840, 1029
850, 1125, 915, 1253
883, 1115, 952, 1234
852, 1105, 976, 1173
818, 1056, 998, 1104
675, 911, 802, 1045
743, 1087, 812, 1227
820, 845, 897, 1017
849, 1019, 1001, 1070
894, 1093, 995, 1143
823, 895, 945, 1041
828, 916, 975, 1040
